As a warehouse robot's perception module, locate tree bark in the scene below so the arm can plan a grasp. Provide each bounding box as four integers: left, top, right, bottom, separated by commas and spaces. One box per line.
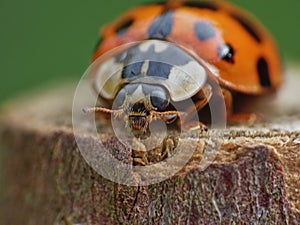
1, 67, 300, 225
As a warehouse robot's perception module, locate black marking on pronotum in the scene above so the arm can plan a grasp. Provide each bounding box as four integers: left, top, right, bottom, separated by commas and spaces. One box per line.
231, 13, 261, 43
116, 18, 134, 35
217, 43, 235, 64
117, 41, 191, 66
147, 61, 172, 79
148, 10, 174, 39
118, 40, 194, 79
121, 62, 144, 79
93, 37, 102, 53
257, 57, 271, 87
183, 1, 219, 11
194, 21, 216, 41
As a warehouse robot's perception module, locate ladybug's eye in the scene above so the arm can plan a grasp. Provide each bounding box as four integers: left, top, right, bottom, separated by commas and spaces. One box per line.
150, 90, 169, 111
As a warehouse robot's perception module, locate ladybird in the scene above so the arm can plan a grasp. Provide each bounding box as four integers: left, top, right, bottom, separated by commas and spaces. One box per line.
84, 0, 282, 138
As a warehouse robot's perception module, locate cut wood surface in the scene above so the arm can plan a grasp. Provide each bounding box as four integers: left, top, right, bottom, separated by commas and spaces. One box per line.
0, 66, 300, 225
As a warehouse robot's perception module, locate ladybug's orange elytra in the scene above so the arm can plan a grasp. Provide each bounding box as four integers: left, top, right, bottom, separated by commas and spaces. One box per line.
86, 0, 282, 136
93, 0, 282, 94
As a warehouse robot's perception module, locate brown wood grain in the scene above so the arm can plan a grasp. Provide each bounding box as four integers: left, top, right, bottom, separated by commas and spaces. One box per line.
0, 67, 300, 225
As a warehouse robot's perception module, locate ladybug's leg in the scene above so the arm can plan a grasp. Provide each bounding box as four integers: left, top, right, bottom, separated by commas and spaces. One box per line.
180, 120, 208, 132
180, 84, 213, 131
132, 139, 149, 166
222, 88, 263, 125
189, 84, 212, 113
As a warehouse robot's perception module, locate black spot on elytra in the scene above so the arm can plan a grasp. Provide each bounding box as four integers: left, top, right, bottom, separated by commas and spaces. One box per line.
257, 57, 271, 87
148, 10, 174, 39
231, 13, 261, 43
147, 61, 172, 79
183, 1, 219, 11
93, 37, 102, 53
217, 43, 235, 63
116, 18, 134, 36
194, 21, 216, 41
121, 62, 144, 79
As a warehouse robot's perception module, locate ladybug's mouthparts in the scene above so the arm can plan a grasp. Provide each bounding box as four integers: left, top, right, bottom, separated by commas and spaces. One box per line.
127, 114, 151, 138
126, 102, 150, 135
128, 115, 148, 130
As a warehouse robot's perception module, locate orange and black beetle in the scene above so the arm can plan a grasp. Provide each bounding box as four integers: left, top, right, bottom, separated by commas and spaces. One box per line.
84, 0, 282, 137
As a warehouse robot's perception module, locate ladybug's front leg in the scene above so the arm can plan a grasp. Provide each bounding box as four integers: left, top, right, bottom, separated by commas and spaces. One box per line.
222, 88, 263, 125
179, 84, 213, 131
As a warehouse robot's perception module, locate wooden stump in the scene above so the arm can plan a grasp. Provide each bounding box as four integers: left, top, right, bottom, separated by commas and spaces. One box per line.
0, 67, 300, 225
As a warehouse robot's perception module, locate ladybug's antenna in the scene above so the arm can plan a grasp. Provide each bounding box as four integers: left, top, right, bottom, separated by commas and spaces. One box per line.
82, 107, 123, 117
151, 110, 183, 124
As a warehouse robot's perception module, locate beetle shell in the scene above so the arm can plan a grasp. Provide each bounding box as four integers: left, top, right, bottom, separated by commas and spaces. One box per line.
93, 0, 282, 95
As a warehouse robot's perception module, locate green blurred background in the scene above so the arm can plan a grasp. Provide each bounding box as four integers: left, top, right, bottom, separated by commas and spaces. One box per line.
1, 0, 300, 104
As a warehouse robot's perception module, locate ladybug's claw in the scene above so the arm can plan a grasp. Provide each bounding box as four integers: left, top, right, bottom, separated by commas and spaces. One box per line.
182, 121, 208, 132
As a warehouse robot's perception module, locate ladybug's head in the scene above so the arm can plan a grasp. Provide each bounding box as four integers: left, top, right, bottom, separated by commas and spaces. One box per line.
114, 83, 178, 138
83, 83, 180, 139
